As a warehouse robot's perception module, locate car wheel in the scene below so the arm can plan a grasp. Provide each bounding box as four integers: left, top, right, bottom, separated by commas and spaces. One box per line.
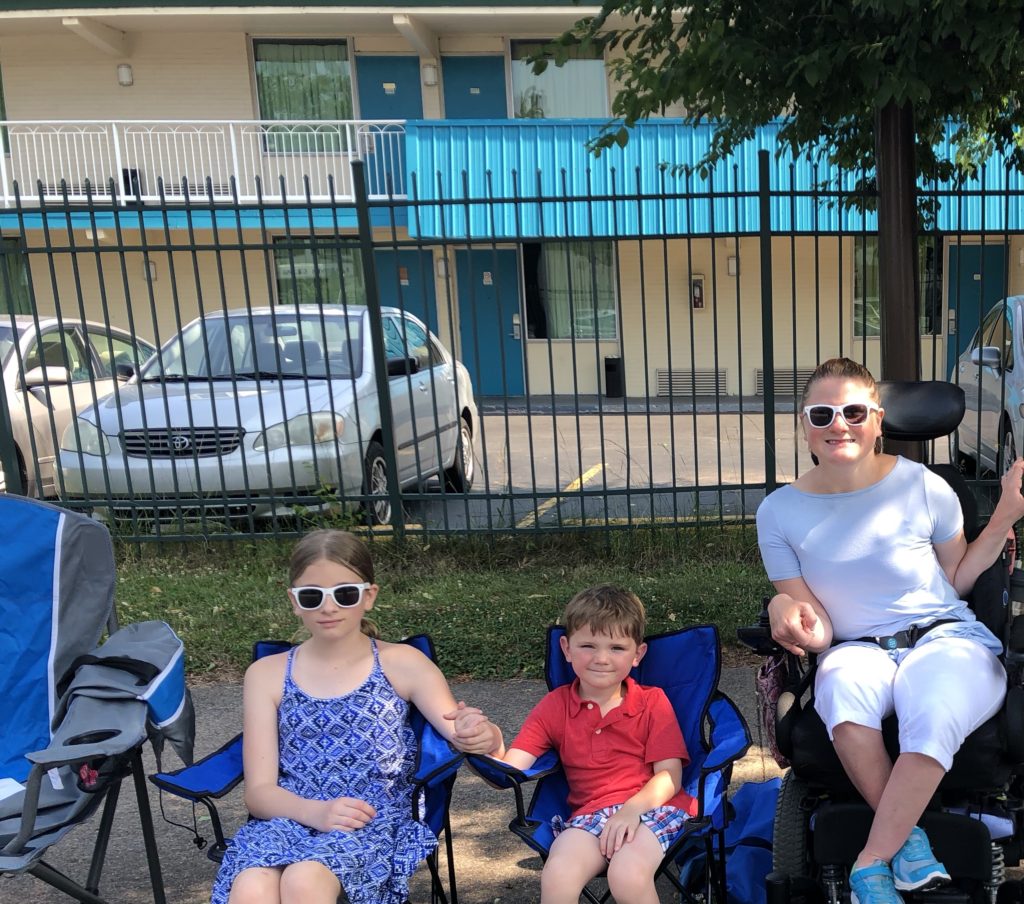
999, 420, 1017, 476
949, 431, 977, 477
443, 417, 474, 492
362, 440, 391, 526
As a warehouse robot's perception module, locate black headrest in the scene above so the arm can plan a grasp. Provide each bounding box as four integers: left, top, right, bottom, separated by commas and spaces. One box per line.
877, 381, 965, 441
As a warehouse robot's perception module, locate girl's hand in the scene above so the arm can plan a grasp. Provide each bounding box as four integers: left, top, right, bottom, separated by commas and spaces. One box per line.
444, 701, 502, 754
599, 805, 642, 858
309, 797, 377, 833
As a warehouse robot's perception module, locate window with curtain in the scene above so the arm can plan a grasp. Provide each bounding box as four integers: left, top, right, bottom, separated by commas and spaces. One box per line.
524, 241, 617, 340
510, 40, 607, 119
273, 237, 365, 307
0, 238, 31, 315
853, 235, 942, 338
253, 41, 354, 153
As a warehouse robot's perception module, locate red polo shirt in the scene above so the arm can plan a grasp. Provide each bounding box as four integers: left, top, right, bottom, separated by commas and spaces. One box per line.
510, 677, 696, 818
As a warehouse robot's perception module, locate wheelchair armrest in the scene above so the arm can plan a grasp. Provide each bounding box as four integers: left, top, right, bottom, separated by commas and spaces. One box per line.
737, 597, 783, 656
1009, 614, 1024, 654
150, 734, 244, 802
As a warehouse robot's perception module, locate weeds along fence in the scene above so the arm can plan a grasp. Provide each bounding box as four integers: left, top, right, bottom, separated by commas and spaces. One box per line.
0, 147, 1016, 543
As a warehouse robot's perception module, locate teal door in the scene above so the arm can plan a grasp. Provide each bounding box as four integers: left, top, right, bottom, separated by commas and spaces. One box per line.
456, 249, 524, 396
354, 56, 421, 196
947, 245, 1007, 375
375, 250, 437, 332
441, 56, 508, 118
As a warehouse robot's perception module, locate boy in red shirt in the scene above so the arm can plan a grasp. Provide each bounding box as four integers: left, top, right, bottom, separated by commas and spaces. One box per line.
488, 585, 693, 904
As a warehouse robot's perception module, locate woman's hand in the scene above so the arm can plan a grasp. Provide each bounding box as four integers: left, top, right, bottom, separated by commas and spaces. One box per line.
308, 797, 377, 833
995, 458, 1024, 525
768, 593, 824, 656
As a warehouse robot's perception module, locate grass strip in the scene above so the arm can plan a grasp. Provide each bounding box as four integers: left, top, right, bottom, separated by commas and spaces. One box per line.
114, 526, 774, 682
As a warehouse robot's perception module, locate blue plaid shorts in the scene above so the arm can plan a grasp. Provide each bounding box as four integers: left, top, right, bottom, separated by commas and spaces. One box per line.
551, 804, 690, 853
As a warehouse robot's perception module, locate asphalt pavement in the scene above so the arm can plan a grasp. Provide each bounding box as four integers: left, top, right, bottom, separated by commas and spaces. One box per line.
7, 667, 782, 904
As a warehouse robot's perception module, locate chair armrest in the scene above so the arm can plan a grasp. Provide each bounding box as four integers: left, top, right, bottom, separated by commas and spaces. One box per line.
411, 721, 463, 790
693, 694, 751, 822
150, 734, 244, 802
464, 750, 561, 791
26, 696, 147, 769
701, 694, 751, 774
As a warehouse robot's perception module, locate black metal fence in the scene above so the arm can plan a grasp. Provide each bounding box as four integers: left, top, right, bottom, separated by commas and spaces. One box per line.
0, 150, 1015, 542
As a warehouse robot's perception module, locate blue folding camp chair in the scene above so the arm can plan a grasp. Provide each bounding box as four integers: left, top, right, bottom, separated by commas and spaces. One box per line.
0, 494, 192, 904
467, 624, 751, 904
151, 633, 464, 904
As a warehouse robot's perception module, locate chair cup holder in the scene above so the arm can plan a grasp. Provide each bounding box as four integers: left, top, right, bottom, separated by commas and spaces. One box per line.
66, 730, 119, 746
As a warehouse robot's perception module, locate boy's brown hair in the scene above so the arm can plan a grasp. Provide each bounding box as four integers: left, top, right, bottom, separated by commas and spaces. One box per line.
561, 584, 646, 645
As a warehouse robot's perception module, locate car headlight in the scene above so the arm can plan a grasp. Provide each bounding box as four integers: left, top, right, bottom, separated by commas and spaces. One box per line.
60, 418, 110, 455
255, 412, 345, 451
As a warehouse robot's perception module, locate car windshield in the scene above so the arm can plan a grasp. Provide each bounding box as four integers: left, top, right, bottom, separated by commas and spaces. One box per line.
141, 311, 363, 381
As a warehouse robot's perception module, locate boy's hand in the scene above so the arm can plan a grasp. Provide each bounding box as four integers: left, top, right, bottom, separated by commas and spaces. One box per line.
599, 805, 643, 857
444, 701, 503, 754
309, 797, 376, 833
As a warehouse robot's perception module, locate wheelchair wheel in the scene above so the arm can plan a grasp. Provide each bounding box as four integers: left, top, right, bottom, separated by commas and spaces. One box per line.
774, 771, 811, 878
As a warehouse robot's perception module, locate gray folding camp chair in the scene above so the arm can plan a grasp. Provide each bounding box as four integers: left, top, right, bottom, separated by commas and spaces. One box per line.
0, 494, 193, 904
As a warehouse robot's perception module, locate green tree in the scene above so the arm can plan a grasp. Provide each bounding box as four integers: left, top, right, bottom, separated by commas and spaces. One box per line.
544, 0, 1024, 390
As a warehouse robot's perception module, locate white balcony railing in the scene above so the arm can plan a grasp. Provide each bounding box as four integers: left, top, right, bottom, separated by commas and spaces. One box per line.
0, 119, 407, 206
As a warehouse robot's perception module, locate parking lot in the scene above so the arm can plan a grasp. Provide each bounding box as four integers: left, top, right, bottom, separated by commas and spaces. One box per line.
403, 403, 961, 531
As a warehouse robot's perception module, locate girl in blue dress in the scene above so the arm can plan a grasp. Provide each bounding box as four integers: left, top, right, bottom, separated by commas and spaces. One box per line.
212, 529, 502, 904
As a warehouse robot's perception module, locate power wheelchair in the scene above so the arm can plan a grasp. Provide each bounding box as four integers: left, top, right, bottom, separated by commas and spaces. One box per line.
739, 380, 1024, 904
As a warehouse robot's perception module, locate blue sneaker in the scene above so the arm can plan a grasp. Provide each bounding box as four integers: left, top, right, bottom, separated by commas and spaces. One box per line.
891, 826, 951, 891
849, 861, 903, 904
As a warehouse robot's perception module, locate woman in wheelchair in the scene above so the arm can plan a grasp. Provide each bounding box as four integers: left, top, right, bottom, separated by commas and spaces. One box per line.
756, 358, 1024, 904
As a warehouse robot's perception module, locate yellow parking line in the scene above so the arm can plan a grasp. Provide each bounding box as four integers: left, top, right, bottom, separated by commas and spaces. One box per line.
517, 462, 606, 529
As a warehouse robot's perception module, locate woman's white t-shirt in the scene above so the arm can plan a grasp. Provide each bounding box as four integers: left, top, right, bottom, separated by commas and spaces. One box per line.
756, 455, 986, 643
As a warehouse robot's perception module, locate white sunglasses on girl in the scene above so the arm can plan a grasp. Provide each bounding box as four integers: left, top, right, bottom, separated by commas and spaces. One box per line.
290, 582, 371, 610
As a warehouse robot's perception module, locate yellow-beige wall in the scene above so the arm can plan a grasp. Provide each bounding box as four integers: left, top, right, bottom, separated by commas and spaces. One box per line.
20, 232, 1024, 395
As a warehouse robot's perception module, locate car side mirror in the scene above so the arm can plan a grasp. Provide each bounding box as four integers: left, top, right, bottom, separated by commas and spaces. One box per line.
22, 365, 71, 388
386, 356, 419, 377
114, 363, 136, 381
971, 346, 1003, 369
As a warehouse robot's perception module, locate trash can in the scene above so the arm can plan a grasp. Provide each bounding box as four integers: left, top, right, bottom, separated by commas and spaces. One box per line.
604, 356, 625, 398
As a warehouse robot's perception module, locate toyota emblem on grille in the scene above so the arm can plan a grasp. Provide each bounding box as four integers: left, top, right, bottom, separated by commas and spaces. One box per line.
170, 433, 191, 452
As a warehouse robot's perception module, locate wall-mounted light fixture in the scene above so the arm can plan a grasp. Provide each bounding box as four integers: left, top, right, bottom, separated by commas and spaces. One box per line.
116, 63, 134, 87
421, 63, 439, 87
727, 255, 739, 277
435, 256, 449, 278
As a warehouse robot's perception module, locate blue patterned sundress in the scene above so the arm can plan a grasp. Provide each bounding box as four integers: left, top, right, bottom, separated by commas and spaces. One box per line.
211, 641, 437, 904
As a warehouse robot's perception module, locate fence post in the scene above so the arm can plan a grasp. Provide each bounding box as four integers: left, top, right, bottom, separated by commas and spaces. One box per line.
758, 150, 777, 495
352, 159, 404, 538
